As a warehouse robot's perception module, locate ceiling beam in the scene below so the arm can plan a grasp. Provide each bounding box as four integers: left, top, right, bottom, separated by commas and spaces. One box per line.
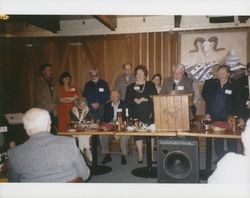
94, 15, 117, 31
1, 15, 60, 33
174, 15, 182, 28
238, 16, 250, 23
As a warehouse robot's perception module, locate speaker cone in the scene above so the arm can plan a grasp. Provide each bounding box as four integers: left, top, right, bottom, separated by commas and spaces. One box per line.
164, 151, 192, 179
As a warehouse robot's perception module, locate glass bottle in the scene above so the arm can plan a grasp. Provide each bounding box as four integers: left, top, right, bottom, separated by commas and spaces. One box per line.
117, 109, 123, 131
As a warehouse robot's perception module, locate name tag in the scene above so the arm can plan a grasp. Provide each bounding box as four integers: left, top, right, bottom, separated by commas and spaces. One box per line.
70, 88, 76, 92
99, 88, 104, 92
134, 86, 140, 91
225, 89, 232, 95
177, 86, 184, 91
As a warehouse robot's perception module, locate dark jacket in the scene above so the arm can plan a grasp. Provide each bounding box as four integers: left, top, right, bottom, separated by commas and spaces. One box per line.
202, 78, 244, 121
104, 100, 127, 122
238, 75, 250, 119
238, 75, 249, 104
82, 79, 110, 105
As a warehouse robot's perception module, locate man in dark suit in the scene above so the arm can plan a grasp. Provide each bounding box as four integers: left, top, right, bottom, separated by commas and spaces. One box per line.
99, 90, 129, 165
238, 62, 250, 119
82, 68, 110, 122
202, 65, 245, 161
7, 108, 90, 182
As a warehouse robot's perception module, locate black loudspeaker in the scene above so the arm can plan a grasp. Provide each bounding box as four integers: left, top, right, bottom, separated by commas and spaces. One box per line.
157, 137, 199, 183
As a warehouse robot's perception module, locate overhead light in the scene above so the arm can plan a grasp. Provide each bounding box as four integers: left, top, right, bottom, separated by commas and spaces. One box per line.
24, 44, 34, 47
0, 14, 9, 20
69, 42, 83, 46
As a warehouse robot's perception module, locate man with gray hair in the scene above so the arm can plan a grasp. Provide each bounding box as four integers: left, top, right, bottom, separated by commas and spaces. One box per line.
82, 68, 110, 122
160, 64, 193, 95
7, 108, 90, 182
115, 63, 136, 100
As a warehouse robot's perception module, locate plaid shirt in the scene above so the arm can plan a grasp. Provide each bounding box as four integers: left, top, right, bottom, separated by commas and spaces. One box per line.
115, 74, 135, 100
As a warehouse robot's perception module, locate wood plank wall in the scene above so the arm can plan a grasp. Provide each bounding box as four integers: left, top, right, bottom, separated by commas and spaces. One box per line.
0, 32, 178, 113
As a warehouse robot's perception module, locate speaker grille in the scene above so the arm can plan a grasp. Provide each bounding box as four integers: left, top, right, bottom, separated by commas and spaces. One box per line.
164, 151, 192, 179
157, 137, 199, 183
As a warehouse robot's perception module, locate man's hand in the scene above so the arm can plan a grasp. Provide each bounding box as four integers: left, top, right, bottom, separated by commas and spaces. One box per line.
134, 97, 148, 104
134, 98, 142, 104
140, 97, 149, 102
91, 102, 100, 109
246, 100, 250, 109
170, 90, 176, 95
239, 118, 245, 128
205, 114, 211, 120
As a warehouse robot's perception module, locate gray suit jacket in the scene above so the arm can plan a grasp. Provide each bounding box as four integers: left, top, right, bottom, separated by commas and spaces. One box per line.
160, 76, 193, 95
7, 132, 90, 182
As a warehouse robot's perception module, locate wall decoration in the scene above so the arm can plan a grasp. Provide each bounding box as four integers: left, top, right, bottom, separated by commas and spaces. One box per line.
180, 32, 247, 115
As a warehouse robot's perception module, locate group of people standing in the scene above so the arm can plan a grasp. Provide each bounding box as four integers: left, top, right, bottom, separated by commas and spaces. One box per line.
33, 61, 249, 166
7, 60, 250, 183
32, 62, 196, 166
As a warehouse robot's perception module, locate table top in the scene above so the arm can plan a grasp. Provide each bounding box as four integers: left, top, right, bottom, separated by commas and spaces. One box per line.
177, 129, 241, 139
58, 128, 241, 139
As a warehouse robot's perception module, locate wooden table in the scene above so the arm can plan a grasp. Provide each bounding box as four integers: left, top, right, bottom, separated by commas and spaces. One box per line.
178, 128, 241, 180
59, 128, 242, 180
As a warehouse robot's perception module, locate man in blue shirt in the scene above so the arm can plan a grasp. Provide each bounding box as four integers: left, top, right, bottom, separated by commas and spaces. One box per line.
82, 68, 110, 122
202, 65, 245, 161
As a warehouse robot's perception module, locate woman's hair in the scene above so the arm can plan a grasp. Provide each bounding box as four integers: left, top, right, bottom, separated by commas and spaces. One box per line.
151, 73, 162, 82
134, 65, 148, 78
59, 72, 72, 85
76, 97, 87, 107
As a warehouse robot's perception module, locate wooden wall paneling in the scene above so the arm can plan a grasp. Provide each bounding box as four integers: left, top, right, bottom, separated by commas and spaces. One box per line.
68, 45, 80, 89
146, 33, 149, 74
155, 32, 162, 76
5, 46, 26, 113
148, 32, 155, 79
104, 38, 130, 89
160, 32, 164, 80
0, 31, 179, 113
162, 32, 170, 78
126, 35, 133, 64
102, 40, 107, 83
131, 34, 140, 67
140, 33, 148, 69
170, 32, 178, 67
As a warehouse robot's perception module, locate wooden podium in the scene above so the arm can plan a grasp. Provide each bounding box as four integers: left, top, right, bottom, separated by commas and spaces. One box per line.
152, 95, 191, 131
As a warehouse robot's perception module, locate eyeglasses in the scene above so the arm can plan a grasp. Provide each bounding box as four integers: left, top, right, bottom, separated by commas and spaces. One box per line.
90, 74, 98, 77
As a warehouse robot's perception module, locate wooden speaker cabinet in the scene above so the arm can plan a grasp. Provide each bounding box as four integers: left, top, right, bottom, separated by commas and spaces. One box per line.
153, 95, 191, 131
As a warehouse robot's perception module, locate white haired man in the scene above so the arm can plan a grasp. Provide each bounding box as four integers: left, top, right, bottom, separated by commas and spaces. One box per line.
7, 108, 90, 182
160, 64, 193, 95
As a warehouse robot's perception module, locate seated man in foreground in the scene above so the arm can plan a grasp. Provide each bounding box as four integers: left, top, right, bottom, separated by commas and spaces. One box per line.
7, 108, 90, 182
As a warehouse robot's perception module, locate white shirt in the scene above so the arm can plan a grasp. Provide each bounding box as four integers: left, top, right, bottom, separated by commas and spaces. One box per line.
111, 101, 120, 120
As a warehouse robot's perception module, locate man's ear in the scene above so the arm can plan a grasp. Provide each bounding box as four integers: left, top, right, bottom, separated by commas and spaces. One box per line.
172, 66, 175, 72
